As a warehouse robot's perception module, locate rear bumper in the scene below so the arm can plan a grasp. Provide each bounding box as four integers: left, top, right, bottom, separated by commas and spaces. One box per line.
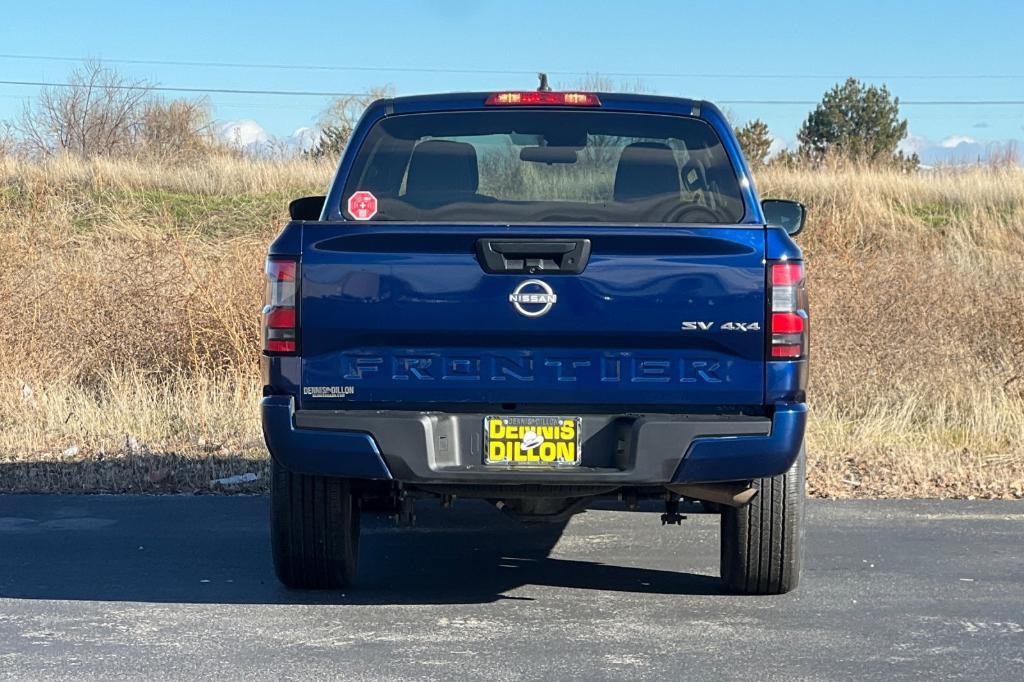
261, 396, 806, 485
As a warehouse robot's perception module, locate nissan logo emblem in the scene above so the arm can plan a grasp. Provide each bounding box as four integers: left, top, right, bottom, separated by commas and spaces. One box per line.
509, 279, 557, 317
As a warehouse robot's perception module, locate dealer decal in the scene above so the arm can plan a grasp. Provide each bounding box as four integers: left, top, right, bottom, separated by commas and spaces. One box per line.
347, 190, 378, 220
303, 385, 356, 398
485, 416, 581, 466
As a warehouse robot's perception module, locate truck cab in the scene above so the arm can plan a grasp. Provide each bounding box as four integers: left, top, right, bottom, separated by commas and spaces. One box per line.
262, 89, 808, 594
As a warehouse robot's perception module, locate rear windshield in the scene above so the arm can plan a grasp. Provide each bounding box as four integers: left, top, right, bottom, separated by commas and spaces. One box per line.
341, 110, 745, 224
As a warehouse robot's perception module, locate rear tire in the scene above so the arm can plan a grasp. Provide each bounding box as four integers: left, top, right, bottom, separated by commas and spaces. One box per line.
270, 458, 360, 589
720, 446, 805, 595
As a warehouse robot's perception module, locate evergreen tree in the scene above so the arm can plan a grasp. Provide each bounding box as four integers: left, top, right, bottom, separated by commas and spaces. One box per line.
797, 78, 917, 168
736, 119, 773, 166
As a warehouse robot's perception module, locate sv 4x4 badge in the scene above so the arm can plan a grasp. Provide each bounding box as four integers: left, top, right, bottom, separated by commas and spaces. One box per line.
681, 321, 761, 331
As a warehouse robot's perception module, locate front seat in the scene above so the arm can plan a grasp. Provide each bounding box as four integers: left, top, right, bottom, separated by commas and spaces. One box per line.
680, 159, 708, 194
403, 140, 480, 207
613, 142, 681, 202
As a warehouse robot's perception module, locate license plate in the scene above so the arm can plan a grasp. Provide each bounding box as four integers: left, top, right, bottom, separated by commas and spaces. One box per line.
484, 416, 582, 467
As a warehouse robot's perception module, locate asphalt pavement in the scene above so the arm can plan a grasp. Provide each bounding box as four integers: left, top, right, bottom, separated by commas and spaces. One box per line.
0, 495, 1021, 680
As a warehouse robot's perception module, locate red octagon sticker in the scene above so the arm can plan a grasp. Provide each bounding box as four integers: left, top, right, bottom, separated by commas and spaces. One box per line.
347, 191, 378, 220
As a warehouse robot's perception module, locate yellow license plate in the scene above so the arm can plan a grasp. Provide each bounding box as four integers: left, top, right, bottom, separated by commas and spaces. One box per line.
484, 416, 582, 467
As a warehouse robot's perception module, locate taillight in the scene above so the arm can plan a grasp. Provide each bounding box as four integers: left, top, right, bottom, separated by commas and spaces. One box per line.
769, 261, 808, 360
263, 258, 298, 354
485, 91, 601, 106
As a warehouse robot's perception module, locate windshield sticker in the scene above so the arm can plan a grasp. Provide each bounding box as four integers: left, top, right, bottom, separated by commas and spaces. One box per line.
347, 191, 378, 220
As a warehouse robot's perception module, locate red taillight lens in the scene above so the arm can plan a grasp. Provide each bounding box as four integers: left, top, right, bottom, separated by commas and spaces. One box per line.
273, 260, 295, 279
266, 339, 296, 353
263, 258, 298, 354
769, 262, 808, 360
265, 307, 295, 329
771, 263, 803, 286
771, 345, 802, 359
771, 312, 804, 334
485, 91, 601, 106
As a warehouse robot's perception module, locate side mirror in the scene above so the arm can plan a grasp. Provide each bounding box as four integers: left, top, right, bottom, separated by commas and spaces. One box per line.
762, 199, 806, 237
289, 195, 326, 221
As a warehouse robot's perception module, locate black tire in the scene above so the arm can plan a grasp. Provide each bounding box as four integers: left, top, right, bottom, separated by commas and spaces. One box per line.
720, 445, 805, 595
270, 458, 360, 589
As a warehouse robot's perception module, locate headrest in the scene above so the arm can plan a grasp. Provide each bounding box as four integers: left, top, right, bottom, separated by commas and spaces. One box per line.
405, 140, 479, 197
613, 142, 681, 201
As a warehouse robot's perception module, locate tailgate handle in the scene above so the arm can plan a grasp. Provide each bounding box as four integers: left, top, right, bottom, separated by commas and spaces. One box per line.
476, 239, 591, 274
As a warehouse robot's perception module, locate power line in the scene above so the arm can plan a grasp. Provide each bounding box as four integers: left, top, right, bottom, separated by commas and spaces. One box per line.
1, 52, 1023, 81
0, 79, 1022, 106
0, 78, 1022, 107
718, 99, 1024, 106
0, 53, 533, 76
0, 79, 366, 97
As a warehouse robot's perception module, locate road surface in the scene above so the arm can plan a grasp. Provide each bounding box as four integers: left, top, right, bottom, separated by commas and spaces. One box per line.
0, 495, 1021, 680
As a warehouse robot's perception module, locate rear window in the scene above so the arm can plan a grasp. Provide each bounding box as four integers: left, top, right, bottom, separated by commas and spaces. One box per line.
341, 110, 745, 224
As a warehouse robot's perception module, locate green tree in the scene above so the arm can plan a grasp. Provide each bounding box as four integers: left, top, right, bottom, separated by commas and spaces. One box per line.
797, 78, 917, 168
736, 119, 773, 166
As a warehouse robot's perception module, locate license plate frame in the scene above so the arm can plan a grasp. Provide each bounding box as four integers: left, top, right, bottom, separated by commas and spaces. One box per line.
483, 415, 582, 467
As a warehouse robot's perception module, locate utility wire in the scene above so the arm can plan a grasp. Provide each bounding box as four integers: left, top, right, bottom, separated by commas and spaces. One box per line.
1, 52, 1023, 81
0, 79, 367, 97
719, 99, 1024, 106
0, 79, 1022, 106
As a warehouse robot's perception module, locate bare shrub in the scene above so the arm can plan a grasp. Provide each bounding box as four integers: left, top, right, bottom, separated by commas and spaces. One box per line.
16, 59, 152, 158
987, 140, 1020, 169
308, 86, 394, 159
319, 86, 394, 133
0, 122, 15, 157
139, 97, 218, 162
559, 73, 652, 94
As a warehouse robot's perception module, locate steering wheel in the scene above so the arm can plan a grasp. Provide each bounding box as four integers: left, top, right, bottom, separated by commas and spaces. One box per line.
663, 203, 721, 224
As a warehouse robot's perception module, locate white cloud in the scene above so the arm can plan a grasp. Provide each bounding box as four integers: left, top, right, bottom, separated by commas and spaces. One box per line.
898, 134, 927, 156
217, 119, 270, 148
939, 135, 976, 149
768, 135, 790, 157
216, 120, 322, 158
290, 126, 320, 153
901, 132, 1020, 166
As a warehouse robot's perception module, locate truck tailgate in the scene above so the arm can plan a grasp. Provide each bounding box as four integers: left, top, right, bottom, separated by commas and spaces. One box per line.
298, 224, 765, 408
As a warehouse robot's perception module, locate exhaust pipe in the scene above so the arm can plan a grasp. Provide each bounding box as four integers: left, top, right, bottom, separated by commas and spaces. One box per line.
665, 483, 758, 508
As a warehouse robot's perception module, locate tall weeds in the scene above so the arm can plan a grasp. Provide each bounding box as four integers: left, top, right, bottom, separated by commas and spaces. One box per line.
1, 156, 1022, 496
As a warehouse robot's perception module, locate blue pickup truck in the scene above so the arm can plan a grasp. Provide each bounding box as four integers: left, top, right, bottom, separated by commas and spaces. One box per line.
261, 89, 809, 595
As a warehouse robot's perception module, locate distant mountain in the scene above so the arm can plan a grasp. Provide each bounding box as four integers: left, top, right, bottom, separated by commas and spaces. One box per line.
217, 120, 319, 158
900, 134, 1021, 166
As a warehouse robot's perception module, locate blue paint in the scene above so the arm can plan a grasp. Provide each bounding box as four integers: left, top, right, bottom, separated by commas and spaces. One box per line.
296, 224, 768, 408
672, 403, 807, 482
264, 92, 809, 484
261, 396, 392, 479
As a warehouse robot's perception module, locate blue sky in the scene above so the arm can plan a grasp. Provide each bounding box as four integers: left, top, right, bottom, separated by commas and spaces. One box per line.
2, 0, 1022, 162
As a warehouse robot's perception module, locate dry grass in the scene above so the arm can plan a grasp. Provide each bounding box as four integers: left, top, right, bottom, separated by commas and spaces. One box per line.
1, 156, 1022, 497
1, 371, 267, 493
759, 165, 1024, 498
